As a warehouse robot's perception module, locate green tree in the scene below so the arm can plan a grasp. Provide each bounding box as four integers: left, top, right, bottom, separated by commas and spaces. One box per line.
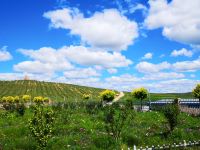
162, 103, 180, 133
22, 95, 31, 102
29, 104, 55, 149
192, 84, 200, 102
131, 87, 148, 110
100, 90, 115, 102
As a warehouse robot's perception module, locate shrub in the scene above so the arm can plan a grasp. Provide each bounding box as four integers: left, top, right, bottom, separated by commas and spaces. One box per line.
131, 87, 148, 110
83, 94, 90, 100
43, 97, 49, 103
16, 103, 26, 116
162, 104, 180, 133
100, 90, 115, 102
103, 103, 135, 142
33, 96, 44, 104
192, 84, 200, 101
22, 95, 31, 102
29, 105, 55, 149
14, 96, 20, 103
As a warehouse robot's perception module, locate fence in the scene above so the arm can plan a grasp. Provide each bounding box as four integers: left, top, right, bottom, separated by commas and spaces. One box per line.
129, 140, 200, 150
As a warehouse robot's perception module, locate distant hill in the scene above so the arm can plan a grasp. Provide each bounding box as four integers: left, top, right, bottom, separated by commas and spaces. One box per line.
121, 92, 194, 102
0, 80, 104, 102
0, 80, 195, 102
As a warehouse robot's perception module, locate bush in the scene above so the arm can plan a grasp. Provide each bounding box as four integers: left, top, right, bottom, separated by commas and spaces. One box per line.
100, 90, 115, 102
16, 103, 26, 116
162, 104, 180, 133
103, 103, 135, 142
22, 95, 31, 102
33, 96, 44, 104
29, 105, 55, 149
83, 94, 90, 100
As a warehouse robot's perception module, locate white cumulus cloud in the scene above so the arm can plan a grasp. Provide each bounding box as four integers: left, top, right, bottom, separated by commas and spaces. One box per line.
136, 61, 171, 73
0, 46, 12, 61
171, 48, 193, 57
142, 52, 153, 59
144, 0, 200, 45
44, 8, 138, 51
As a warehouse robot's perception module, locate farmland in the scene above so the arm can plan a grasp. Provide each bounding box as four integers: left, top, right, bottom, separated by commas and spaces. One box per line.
0, 80, 194, 102
0, 80, 104, 102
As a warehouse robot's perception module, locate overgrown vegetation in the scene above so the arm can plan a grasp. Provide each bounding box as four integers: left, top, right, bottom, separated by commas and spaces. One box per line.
192, 84, 200, 101
0, 100, 199, 149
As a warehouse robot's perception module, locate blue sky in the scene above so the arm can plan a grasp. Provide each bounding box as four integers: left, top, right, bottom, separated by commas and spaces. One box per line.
0, 0, 200, 93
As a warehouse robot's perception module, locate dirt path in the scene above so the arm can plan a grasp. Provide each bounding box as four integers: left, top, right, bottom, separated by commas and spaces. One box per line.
113, 92, 124, 103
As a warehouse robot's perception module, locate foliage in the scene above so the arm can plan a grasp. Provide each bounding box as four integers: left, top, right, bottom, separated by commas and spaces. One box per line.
16, 103, 26, 116
29, 105, 55, 149
0, 102, 200, 149
83, 94, 90, 100
131, 87, 148, 109
14, 96, 20, 103
22, 95, 31, 102
100, 90, 115, 102
192, 84, 200, 101
43, 97, 49, 103
102, 103, 135, 142
162, 104, 180, 133
33, 96, 44, 104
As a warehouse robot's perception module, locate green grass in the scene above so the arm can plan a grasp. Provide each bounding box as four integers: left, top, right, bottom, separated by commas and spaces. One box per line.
0, 103, 199, 149
120, 92, 194, 103
0, 80, 104, 102
0, 80, 195, 103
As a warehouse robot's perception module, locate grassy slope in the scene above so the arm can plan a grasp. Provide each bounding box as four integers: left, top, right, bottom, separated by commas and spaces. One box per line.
0, 80, 103, 102
0, 80, 194, 102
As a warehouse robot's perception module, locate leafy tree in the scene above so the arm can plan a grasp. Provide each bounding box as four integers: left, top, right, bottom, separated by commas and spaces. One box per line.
22, 95, 31, 102
100, 90, 115, 102
192, 84, 200, 102
29, 104, 55, 149
131, 87, 148, 110
162, 103, 180, 133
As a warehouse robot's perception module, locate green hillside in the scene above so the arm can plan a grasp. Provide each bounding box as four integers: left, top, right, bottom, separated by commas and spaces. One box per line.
121, 92, 194, 103
0, 80, 104, 102
0, 80, 195, 102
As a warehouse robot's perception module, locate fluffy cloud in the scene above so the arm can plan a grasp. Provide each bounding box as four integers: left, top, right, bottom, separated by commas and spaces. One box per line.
44, 8, 138, 51
0, 46, 12, 61
171, 48, 193, 57
136, 58, 200, 73
136, 61, 170, 73
173, 59, 200, 72
142, 72, 185, 80
14, 47, 73, 74
60, 46, 132, 68
142, 52, 153, 59
144, 0, 200, 45
104, 74, 197, 93
64, 67, 100, 79
14, 46, 132, 74
0, 73, 53, 81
